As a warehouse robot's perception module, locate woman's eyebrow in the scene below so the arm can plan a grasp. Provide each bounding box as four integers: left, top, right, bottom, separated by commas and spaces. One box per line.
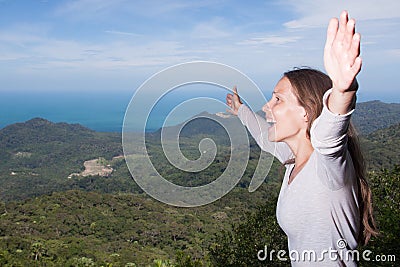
272, 91, 285, 96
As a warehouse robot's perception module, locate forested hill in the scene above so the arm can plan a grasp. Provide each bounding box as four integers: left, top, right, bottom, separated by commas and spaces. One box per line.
0, 117, 119, 150
0, 118, 123, 177
154, 99, 400, 141
361, 123, 400, 170
0, 118, 126, 201
352, 100, 400, 134
0, 104, 399, 266
0, 98, 399, 202
255, 100, 400, 135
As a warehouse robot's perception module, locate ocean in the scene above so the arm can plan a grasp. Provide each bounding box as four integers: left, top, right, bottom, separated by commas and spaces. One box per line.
0, 91, 130, 132
0, 86, 231, 132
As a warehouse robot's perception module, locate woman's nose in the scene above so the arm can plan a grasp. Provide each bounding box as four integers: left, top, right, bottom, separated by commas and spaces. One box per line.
262, 105, 267, 113
262, 101, 271, 113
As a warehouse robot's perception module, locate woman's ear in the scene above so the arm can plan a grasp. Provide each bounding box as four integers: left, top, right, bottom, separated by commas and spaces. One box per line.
299, 106, 309, 122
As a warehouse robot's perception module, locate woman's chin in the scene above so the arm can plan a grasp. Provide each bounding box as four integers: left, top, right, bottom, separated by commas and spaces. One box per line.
267, 127, 278, 142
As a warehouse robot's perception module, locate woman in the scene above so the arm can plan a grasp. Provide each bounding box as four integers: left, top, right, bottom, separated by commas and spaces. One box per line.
226, 11, 377, 266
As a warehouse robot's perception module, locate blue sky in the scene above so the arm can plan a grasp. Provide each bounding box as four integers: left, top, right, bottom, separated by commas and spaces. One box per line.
1, 0, 399, 102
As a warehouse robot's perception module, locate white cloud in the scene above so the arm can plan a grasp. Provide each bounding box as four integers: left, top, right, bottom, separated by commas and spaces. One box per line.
0, 29, 201, 71
0, 32, 43, 45
0, 23, 50, 46
55, 0, 125, 19
269, 0, 400, 82
190, 19, 231, 39
281, 0, 400, 29
386, 49, 400, 57
55, 0, 222, 21
104, 30, 142, 37
238, 35, 301, 46
1, 0, 398, 99
0, 52, 29, 61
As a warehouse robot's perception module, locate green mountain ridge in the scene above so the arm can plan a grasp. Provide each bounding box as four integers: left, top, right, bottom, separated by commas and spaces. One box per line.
361, 123, 400, 170
0, 98, 399, 202
0, 118, 125, 201
353, 100, 400, 134
0, 103, 399, 266
156, 99, 400, 137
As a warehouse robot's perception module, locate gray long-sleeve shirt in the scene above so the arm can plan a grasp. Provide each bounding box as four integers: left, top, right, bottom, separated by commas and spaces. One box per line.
238, 89, 360, 266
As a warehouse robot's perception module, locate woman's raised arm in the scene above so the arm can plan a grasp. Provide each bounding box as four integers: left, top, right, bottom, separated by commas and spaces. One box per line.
324, 10, 361, 115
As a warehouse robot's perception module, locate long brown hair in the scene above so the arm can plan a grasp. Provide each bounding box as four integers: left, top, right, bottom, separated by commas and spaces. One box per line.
283, 67, 378, 245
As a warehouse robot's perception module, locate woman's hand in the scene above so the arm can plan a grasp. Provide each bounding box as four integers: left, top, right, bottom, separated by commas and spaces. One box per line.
226, 86, 243, 116
324, 10, 361, 93
324, 11, 360, 114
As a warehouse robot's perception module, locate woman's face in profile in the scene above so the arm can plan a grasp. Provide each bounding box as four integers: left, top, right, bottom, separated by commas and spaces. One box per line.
262, 77, 308, 143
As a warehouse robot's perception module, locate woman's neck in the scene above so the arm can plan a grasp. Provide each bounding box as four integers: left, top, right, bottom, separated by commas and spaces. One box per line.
286, 138, 314, 184
285, 137, 314, 166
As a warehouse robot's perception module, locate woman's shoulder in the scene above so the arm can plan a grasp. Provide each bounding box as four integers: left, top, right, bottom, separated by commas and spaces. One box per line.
313, 147, 357, 190
310, 90, 354, 158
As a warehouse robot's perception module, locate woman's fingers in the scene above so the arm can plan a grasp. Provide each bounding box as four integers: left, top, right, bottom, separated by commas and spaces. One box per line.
326, 11, 360, 65
351, 56, 362, 76
226, 86, 242, 115
344, 19, 355, 50
226, 93, 236, 115
233, 86, 238, 94
226, 94, 232, 107
350, 32, 361, 60
325, 18, 338, 51
233, 86, 242, 104
335, 10, 348, 43
324, 11, 361, 92
232, 86, 239, 102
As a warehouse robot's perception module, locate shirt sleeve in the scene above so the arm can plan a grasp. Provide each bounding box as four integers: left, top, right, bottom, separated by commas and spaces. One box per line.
310, 88, 355, 190
237, 104, 292, 164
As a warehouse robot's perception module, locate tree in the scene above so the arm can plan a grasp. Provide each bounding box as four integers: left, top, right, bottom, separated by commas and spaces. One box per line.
209, 194, 288, 266
30, 241, 51, 262
359, 166, 400, 266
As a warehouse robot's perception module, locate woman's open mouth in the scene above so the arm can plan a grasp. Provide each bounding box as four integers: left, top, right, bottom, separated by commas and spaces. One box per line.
266, 118, 276, 127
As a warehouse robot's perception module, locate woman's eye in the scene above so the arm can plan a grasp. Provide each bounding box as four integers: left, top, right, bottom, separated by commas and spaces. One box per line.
275, 97, 280, 102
